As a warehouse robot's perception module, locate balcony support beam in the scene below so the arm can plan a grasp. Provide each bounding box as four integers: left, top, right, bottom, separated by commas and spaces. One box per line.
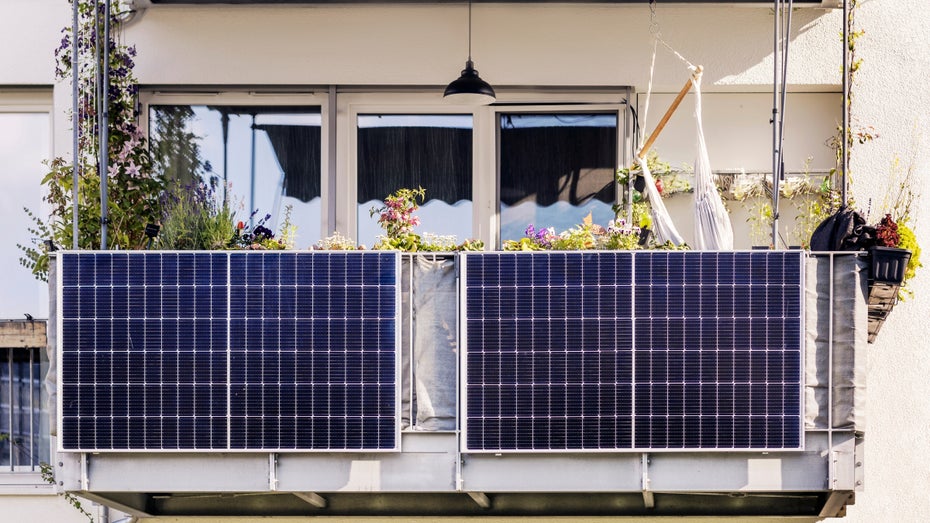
77, 492, 153, 518
819, 491, 854, 518
293, 492, 327, 509
467, 492, 491, 509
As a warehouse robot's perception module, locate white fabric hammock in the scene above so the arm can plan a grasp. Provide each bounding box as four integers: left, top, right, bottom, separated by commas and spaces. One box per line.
691, 75, 734, 250
639, 159, 684, 246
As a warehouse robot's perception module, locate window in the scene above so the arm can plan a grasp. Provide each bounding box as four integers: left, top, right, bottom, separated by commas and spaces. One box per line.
147, 91, 629, 248
356, 114, 474, 247
498, 112, 618, 242
0, 108, 51, 319
147, 96, 326, 246
0, 347, 48, 471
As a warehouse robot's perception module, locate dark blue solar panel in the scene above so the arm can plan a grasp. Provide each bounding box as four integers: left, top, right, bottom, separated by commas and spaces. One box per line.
59, 251, 399, 452
463, 251, 804, 452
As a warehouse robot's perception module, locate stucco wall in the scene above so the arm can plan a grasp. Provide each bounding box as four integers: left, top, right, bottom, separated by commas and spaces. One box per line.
1, 1, 929, 521
126, 4, 841, 91
0, 0, 67, 85
832, 0, 930, 521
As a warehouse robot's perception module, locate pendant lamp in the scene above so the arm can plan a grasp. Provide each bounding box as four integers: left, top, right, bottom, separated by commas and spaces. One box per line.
444, 2, 496, 105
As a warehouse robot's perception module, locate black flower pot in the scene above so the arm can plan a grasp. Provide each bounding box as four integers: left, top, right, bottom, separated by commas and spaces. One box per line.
870, 246, 911, 285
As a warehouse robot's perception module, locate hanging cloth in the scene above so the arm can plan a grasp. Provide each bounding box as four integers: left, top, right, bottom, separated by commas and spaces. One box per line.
691, 74, 734, 250
634, 6, 693, 247
637, 157, 684, 246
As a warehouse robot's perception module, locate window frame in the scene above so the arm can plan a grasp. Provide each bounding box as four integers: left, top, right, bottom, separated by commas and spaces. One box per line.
338, 93, 482, 246
140, 88, 633, 248
339, 89, 632, 248
140, 90, 332, 241
490, 103, 631, 248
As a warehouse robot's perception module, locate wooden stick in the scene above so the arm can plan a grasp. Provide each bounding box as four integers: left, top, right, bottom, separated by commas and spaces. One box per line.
637, 65, 703, 162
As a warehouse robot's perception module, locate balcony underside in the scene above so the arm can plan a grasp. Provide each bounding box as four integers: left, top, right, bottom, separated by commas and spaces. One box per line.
88, 491, 840, 518
65, 431, 858, 518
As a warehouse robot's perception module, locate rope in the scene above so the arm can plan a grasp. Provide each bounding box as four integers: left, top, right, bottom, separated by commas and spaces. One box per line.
641, 0, 698, 153
641, 38, 657, 151
649, 0, 697, 71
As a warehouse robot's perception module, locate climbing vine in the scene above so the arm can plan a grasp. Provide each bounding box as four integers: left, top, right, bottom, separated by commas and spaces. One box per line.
18, 0, 163, 281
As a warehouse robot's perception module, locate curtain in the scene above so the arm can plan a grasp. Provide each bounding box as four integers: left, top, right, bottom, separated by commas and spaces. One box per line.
499, 126, 616, 207
256, 124, 322, 202
357, 127, 472, 204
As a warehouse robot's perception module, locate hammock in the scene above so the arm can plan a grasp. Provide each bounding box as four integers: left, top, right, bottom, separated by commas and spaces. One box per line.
691, 74, 734, 250
634, 66, 696, 247
636, 66, 733, 250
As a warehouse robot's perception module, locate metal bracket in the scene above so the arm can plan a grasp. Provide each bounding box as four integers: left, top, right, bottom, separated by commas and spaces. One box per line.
641, 453, 654, 509
269, 453, 278, 491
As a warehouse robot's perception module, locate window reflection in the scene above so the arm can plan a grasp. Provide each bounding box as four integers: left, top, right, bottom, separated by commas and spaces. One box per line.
356, 114, 473, 247
499, 113, 617, 242
149, 105, 322, 246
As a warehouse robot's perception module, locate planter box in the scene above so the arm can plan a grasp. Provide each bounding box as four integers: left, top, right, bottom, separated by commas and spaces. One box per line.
869, 246, 911, 285
865, 247, 912, 342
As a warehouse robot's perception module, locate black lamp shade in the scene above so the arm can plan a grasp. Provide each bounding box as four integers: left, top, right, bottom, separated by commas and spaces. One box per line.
444, 60, 496, 105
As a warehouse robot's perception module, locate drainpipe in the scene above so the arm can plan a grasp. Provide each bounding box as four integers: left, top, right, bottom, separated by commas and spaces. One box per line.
771, 0, 780, 248
71, 0, 79, 249
100, 0, 111, 250
841, 0, 849, 206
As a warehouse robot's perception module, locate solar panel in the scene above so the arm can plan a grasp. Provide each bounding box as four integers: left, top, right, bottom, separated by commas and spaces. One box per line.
462, 251, 804, 452
59, 251, 400, 452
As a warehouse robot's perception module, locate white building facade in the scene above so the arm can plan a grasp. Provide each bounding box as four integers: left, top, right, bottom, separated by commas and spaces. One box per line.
1, 0, 928, 521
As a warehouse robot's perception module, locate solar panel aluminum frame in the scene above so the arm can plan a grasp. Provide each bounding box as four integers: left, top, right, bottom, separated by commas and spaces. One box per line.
56, 251, 403, 453
459, 251, 806, 454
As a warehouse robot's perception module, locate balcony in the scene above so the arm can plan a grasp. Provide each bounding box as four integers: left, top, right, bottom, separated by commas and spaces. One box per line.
50, 250, 865, 518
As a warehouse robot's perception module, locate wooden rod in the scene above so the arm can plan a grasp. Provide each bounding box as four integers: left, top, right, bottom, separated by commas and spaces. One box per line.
637, 65, 703, 162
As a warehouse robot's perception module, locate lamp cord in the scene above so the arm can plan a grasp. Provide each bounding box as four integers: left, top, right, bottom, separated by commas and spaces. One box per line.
467, 1, 472, 62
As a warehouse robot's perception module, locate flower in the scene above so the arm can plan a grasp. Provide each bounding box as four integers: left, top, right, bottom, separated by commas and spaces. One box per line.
874, 214, 900, 248
369, 187, 426, 243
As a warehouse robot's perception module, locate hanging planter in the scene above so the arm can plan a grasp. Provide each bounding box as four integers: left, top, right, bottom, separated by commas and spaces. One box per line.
869, 246, 912, 285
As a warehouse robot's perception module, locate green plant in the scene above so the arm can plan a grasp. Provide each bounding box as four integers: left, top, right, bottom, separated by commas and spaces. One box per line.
315, 231, 361, 250
18, 1, 164, 280
231, 206, 298, 250
418, 233, 485, 252
897, 221, 922, 284
275, 205, 298, 250
550, 223, 599, 251
157, 181, 236, 250
616, 147, 693, 202
877, 154, 922, 297
602, 218, 642, 250
371, 187, 425, 238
